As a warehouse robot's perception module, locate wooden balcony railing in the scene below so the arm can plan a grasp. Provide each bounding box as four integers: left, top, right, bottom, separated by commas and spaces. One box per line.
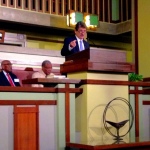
0, 0, 131, 23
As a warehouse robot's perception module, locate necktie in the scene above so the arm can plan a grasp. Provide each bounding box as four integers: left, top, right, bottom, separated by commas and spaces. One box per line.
6, 73, 15, 86
79, 40, 84, 51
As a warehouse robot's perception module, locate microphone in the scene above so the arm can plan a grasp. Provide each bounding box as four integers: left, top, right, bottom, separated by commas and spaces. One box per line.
86, 38, 97, 47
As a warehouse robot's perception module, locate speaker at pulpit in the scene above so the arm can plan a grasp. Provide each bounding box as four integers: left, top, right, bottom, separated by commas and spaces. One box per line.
60, 47, 135, 143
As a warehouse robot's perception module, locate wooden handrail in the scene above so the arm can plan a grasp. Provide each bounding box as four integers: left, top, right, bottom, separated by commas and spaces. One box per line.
0, 86, 83, 93
79, 79, 150, 86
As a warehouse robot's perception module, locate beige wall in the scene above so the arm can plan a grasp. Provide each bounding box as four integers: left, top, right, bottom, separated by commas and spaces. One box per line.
27, 40, 63, 51
27, 38, 132, 62
138, 0, 150, 77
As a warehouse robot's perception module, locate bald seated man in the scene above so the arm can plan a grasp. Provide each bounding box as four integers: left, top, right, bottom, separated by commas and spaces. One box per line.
0, 60, 21, 86
32, 60, 54, 87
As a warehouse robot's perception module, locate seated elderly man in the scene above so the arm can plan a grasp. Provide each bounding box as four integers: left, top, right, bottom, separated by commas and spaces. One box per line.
0, 60, 21, 86
32, 60, 54, 87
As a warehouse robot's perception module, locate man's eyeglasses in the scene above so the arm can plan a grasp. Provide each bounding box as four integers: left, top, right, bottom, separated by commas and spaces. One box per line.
2, 63, 12, 66
78, 30, 86, 33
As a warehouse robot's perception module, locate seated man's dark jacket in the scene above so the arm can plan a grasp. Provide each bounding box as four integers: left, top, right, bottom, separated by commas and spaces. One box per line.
0, 71, 21, 86
61, 36, 89, 56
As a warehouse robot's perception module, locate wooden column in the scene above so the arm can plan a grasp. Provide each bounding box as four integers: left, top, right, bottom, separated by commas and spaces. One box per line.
65, 83, 70, 142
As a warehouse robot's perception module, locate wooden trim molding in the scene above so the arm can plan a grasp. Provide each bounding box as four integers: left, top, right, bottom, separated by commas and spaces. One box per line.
143, 101, 150, 105
134, 86, 139, 139
79, 79, 150, 87
0, 100, 57, 105
129, 89, 144, 94
0, 86, 83, 94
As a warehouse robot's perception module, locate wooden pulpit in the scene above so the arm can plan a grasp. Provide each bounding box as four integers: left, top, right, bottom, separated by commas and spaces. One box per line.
60, 48, 134, 74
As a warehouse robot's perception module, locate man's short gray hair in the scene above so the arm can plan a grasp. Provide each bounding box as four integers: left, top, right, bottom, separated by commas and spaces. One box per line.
42, 60, 52, 67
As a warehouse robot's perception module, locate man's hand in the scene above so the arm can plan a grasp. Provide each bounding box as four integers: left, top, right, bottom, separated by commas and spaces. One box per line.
69, 40, 77, 48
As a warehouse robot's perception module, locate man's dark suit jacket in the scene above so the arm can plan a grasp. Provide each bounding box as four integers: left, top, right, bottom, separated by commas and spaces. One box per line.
0, 71, 21, 86
61, 36, 89, 56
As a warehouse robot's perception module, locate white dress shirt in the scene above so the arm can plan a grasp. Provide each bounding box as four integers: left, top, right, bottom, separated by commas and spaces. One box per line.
31, 70, 54, 87
69, 36, 85, 51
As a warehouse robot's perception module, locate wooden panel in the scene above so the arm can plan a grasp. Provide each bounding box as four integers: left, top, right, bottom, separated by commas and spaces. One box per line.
38, 0, 43, 12
1, 0, 7, 6
51, 0, 56, 14
60, 60, 134, 73
143, 77, 150, 82
58, 0, 63, 15
8, 0, 15, 7
70, 0, 75, 10
16, 0, 22, 8
143, 101, 150, 105
104, 0, 109, 22
75, 0, 80, 12
66, 48, 127, 63
60, 60, 89, 73
14, 106, 39, 150
31, 0, 36, 11
24, 0, 30, 10
61, 48, 134, 73
88, 61, 134, 72
82, 0, 87, 12
66, 141, 150, 150
99, 0, 104, 21
44, 0, 50, 13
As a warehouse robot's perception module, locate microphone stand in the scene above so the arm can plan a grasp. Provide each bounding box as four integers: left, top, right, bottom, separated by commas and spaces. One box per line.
86, 38, 98, 48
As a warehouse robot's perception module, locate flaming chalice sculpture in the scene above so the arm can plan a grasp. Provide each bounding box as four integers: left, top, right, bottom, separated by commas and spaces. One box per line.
103, 97, 134, 142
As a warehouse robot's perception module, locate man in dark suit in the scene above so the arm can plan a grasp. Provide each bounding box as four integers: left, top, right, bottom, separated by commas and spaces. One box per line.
0, 60, 21, 86
61, 21, 90, 56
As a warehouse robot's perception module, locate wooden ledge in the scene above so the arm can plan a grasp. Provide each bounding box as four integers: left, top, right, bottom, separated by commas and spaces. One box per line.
22, 78, 81, 84
0, 86, 83, 94
0, 100, 57, 105
79, 79, 150, 86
